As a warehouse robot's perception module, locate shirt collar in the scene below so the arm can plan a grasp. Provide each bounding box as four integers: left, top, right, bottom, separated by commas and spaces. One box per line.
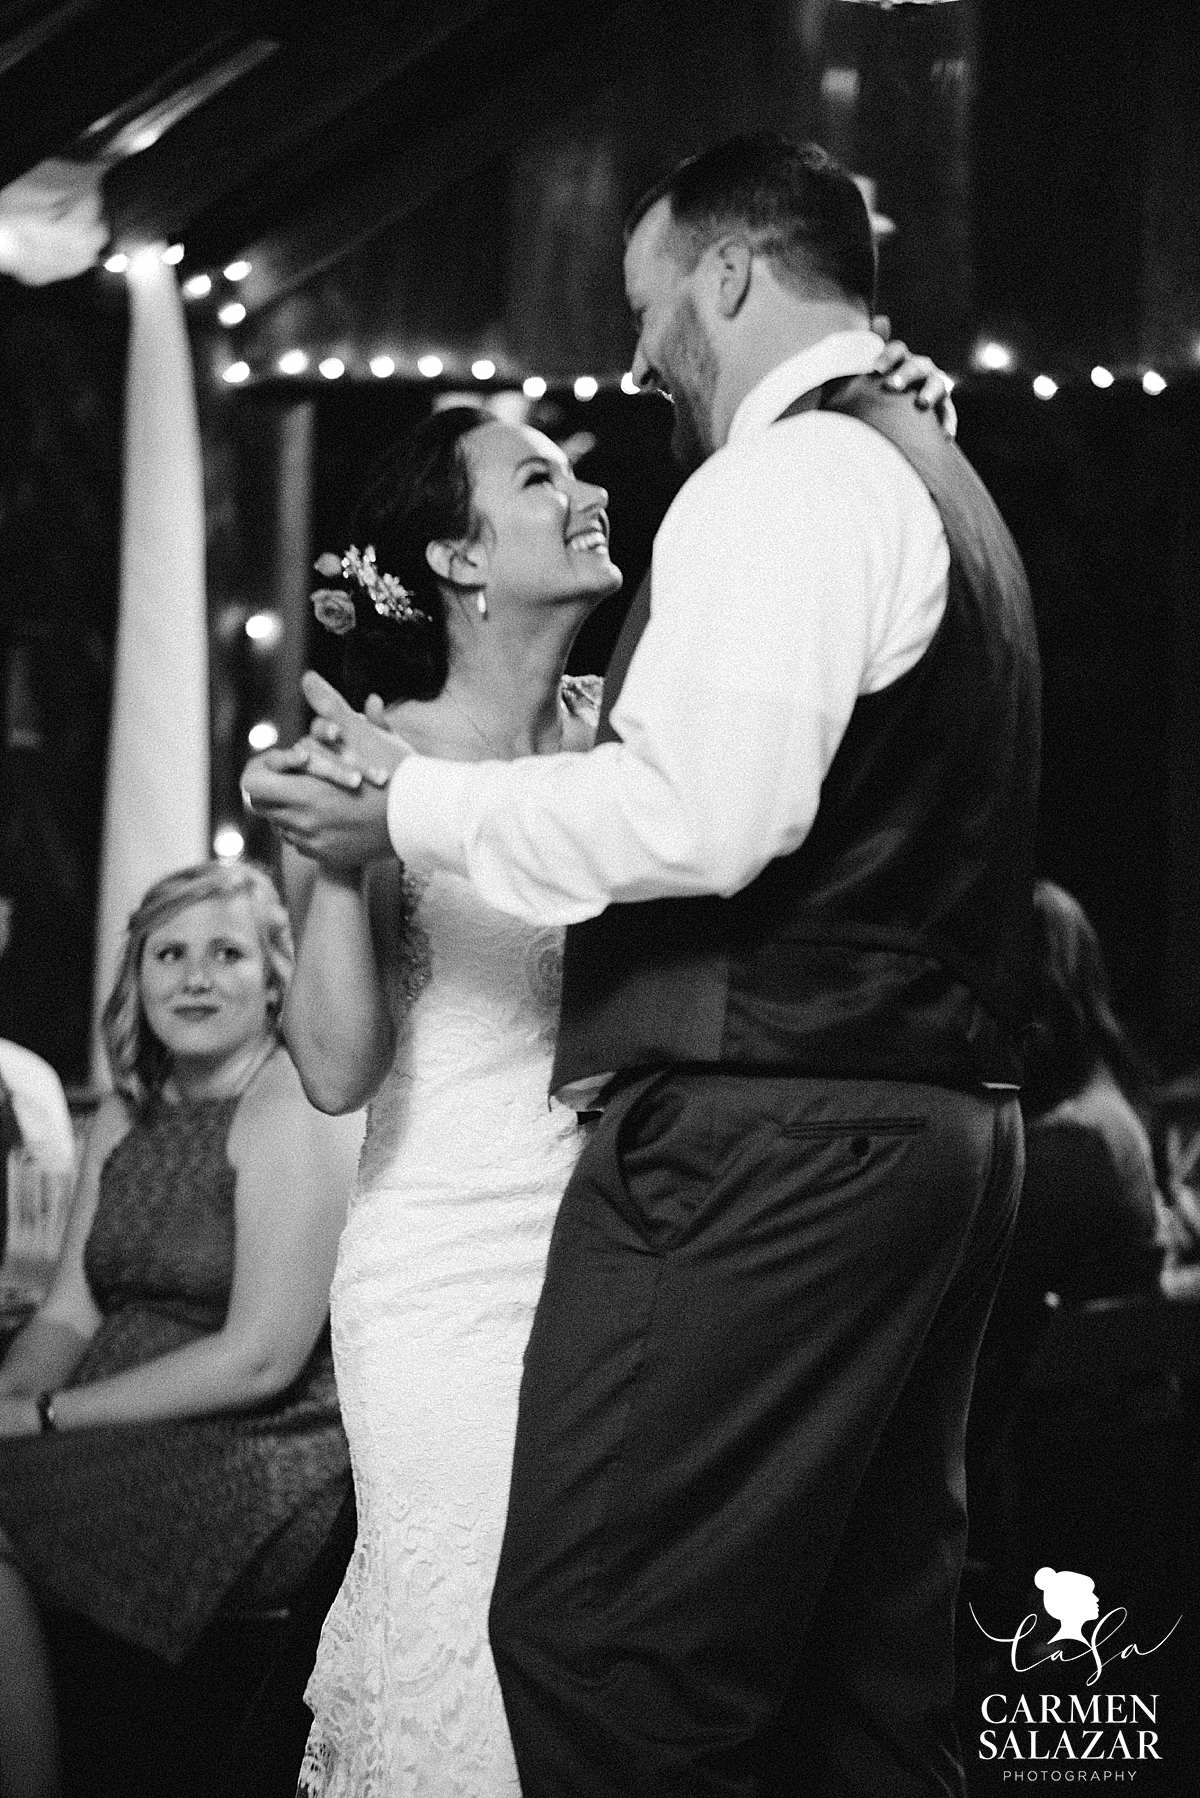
726, 330, 886, 446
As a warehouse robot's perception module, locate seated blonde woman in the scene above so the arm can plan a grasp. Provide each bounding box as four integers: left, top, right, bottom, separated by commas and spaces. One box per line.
0, 861, 361, 1798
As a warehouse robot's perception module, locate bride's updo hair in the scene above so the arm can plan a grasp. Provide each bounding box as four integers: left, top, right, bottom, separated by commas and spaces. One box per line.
338, 403, 491, 706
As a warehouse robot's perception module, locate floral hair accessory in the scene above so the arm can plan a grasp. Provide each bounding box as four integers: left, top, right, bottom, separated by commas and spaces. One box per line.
309, 543, 427, 634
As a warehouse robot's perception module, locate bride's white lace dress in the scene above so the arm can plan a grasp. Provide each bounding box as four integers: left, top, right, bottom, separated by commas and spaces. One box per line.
297, 848, 584, 1796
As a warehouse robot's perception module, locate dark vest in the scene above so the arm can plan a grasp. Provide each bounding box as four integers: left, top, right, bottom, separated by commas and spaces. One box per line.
550, 374, 1041, 1098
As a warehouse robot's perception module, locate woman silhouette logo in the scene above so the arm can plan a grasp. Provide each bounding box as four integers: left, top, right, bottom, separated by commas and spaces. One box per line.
1035, 1566, 1101, 1643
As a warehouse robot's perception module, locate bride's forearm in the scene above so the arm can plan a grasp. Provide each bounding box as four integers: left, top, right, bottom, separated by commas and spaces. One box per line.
282, 858, 394, 1113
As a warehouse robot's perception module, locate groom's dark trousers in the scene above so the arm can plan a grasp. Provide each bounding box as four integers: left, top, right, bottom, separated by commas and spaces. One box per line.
490, 1068, 1022, 1796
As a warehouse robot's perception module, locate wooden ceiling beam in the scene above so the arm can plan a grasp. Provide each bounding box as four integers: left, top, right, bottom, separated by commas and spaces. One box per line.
178, 0, 660, 312
0, 0, 250, 187
102, 0, 508, 246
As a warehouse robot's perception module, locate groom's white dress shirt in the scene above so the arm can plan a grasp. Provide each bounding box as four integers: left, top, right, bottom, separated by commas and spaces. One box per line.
386, 330, 949, 925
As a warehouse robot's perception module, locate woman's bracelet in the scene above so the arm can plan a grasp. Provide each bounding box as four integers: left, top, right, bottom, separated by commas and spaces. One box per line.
34, 1390, 58, 1433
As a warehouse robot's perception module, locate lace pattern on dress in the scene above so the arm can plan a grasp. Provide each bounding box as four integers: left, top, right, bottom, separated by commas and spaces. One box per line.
304, 855, 581, 1795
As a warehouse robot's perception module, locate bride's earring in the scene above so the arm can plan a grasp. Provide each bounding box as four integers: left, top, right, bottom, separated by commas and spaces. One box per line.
476, 593, 488, 619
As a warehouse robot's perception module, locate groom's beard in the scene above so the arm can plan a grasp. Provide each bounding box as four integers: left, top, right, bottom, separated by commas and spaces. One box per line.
662, 294, 718, 473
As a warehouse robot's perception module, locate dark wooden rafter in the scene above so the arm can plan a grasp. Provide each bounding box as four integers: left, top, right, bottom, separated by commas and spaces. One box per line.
0, 0, 255, 187
101, 1, 516, 248
139, 0, 663, 316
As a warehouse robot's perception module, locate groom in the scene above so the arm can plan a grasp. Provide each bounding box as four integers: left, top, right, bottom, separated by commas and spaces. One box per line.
248, 134, 1039, 1795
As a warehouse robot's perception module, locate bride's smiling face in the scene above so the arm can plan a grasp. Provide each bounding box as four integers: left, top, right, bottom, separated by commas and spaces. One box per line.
460, 421, 623, 612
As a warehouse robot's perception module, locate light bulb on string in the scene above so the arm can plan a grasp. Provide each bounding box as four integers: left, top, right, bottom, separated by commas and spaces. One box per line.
213, 825, 245, 860
222, 361, 250, 384
418, 355, 444, 378
574, 375, 599, 401
523, 375, 547, 400
162, 244, 185, 266
247, 721, 279, 751
972, 340, 1015, 374
472, 358, 496, 381
319, 357, 345, 380
245, 612, 283, 646
370, 355, 396, 378
1090, 365, 1114, 388
183, 273, 211, 299
620, 371, 640, 395
278, 350, 308, 376
218, 301, 246, 326
1032, 375, 1058, 400
1142, 370, 1166, 395
224, 260, 251, 281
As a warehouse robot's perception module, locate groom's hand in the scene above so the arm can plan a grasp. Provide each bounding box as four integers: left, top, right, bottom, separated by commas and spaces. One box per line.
240, 759, 393, 869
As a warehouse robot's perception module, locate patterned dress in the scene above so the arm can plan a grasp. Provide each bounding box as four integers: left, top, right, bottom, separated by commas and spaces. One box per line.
0, 1089, 350, 1663
299, 679, 598, 1797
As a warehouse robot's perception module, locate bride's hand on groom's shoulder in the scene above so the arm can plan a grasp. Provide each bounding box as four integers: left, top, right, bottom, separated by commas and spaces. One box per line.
302, 671, 412, 788
871, 318, 957, 439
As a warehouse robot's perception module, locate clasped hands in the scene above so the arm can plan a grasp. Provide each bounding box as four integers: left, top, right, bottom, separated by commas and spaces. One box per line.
240, 673, 409, 870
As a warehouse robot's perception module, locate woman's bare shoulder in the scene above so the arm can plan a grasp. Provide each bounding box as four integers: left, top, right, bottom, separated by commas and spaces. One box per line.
83, 1091, 135, 1160
227, 1045, 306, 1150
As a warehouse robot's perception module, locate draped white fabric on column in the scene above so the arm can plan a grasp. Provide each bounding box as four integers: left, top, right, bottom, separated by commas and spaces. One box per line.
91, 247, 210, 1084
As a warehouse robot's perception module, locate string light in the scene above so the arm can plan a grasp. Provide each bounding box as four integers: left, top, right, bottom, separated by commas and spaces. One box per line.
218, 301, 246, 326
247, 721, 279, 750
972, 340, 1015, 373
162, 244, 185, 265
245, 612, 283, 645
224, 260, 252, 281
203, 341, 1193, 403
213, 825, 245, 860
103, 252, 129, 274
183, 273, 211, 298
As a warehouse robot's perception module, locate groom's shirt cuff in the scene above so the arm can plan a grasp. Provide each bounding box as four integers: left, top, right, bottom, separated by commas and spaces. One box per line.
387, 755, 472, 877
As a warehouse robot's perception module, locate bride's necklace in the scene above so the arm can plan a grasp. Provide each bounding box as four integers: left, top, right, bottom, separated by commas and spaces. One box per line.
444, 684, 563, 760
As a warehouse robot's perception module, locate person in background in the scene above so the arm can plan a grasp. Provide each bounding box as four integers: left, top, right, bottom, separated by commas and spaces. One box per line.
0, 861, 360, 1798
967, 877, 1164, 1517
997, 878, 1161, 1311
0, 895, 75, 1279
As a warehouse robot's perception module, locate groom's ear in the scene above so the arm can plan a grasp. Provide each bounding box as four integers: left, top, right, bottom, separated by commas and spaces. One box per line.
426, 538, 487, 589
710, 234, 753, 319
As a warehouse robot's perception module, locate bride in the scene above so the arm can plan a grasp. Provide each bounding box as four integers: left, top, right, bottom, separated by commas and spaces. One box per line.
278, 402, 617, 1797
244, 347, 952, 1797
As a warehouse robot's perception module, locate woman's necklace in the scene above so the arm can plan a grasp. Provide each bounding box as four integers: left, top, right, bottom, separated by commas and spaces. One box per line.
443, 684, 563, 760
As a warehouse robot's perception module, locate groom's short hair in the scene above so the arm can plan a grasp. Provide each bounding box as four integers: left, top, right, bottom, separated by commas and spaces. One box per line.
626, 133, 876, 311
